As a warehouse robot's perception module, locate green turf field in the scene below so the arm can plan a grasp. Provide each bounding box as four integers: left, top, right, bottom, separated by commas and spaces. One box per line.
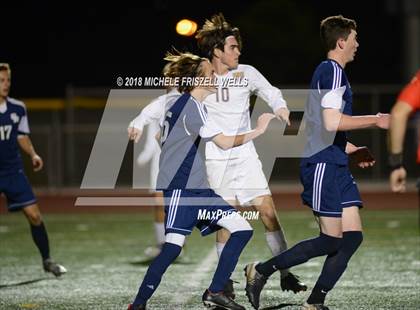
0, 210, 419, 310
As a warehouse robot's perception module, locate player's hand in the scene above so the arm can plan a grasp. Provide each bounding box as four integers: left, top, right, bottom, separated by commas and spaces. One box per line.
390, 167, 407, 193
256, 113, 276, 133
376, 113, 390, 129
274, 107, 291, 126
349, 146, 376, 168
32, 154, 43, 172
127, 126, 143, 143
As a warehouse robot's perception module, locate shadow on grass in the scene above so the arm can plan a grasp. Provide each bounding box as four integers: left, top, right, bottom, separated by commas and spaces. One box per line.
0, 277, 53, 289
261, 303, 300, 309
129, 257, 195, 266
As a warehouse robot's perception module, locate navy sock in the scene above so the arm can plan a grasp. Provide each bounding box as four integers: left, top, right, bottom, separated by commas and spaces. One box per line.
306, 283, 329, 305
132, 242, 182, 307
308, 231, 363, 304
209, 230, 253, 293
256, 233, 342, 278
30, 222, 50, 261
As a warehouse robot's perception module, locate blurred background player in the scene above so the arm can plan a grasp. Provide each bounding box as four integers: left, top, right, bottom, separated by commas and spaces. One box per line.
195, 13, 306, 294
388, 69, 420, 193
128, 64, 180, 258
0, 63, 66, 277
128, 52, 276, 310
243, 16, 390, 310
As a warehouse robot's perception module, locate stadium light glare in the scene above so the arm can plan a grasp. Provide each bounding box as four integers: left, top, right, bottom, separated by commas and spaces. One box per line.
176, 19, 197, 36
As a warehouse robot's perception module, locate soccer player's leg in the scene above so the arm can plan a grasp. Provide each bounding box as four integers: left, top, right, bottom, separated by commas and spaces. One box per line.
199, 192, 252, 310
245, 163, 343, 309
4, 172, 66, 277
207, 158, 242, 299
130, 189, 191, 309
238, 156, 307, 293
206, 158, 237, 258
250, 194, 307, 293
144, 192, 166, 259
306, 167, 363, 307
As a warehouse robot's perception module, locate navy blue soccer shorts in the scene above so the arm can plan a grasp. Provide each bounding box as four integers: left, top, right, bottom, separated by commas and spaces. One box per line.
163, 188, 236, 236
0, 170, 37, 212
300, 163, 363, 218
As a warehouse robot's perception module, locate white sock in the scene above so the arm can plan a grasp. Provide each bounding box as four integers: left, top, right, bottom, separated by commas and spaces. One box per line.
265, 230, 289, 277
216, 242, 225, 258
154, 222, 165, 246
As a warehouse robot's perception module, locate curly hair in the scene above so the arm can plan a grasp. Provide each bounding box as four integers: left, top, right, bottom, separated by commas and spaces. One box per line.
195, 13, 242, 59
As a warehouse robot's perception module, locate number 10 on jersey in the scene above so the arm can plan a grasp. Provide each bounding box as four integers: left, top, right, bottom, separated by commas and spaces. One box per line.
215, 87, 229, 102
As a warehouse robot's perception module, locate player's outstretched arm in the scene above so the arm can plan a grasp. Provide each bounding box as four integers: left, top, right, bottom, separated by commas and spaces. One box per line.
212, 113, 275, 150
323, 108, 390, 132
128, 96, 167, 143
17, 135, 43, 171
248, 66, 290, 125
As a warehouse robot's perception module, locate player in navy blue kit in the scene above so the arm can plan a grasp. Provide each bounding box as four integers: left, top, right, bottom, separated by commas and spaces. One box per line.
243, 16, 390, 310
128, 53, 275, 310
0, 63, 66, 276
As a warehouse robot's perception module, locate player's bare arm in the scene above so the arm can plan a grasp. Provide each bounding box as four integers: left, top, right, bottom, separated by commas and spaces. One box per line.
274, 107, 291, 126
212, 113, 275, 150
17, 135, 43, 171
389, 101, 413, 154
388, 101, 413, 193
323, 108, 390, 131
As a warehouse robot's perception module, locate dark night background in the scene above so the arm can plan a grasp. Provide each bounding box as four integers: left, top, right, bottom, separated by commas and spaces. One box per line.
2, 0, 417, 98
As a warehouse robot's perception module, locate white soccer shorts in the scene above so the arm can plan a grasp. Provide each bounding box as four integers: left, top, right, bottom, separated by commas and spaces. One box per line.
206, 155, 271, 206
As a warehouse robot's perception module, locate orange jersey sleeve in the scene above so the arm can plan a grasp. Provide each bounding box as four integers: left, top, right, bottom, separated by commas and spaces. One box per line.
397, 70, 420, 110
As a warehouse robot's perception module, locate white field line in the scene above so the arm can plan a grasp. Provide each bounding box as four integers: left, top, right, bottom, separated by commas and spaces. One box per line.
171, 248, 219, 305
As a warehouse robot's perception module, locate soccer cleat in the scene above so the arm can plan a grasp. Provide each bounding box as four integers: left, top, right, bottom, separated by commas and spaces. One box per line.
224, 279, 236, 300
281, 272, 307, 293
43, 259, 67, 277
127, 304, 146, 310
302, 302, 330, 310
202, 289, 245, 310
244, 262, 268, 310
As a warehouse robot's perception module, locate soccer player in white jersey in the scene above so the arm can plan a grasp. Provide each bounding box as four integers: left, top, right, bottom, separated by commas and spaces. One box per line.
195, 13, 306, 293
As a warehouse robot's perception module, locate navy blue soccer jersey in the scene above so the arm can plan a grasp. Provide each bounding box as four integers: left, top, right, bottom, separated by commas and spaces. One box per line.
0, 97, 30, 177
157, 93, 221, 190
302, 59, 353, 165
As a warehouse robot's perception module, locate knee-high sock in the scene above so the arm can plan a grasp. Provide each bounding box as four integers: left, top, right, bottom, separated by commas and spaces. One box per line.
265, 230, 289, 278
256, 233, 342, 278
132, 242, 182, 307
30, 222, 50, 261
307, 231, 363, 304
209, 230, 253, 293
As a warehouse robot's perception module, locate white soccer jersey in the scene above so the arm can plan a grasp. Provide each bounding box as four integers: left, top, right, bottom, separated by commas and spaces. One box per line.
204, 64, 287, 159
129, 89, 180, 131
